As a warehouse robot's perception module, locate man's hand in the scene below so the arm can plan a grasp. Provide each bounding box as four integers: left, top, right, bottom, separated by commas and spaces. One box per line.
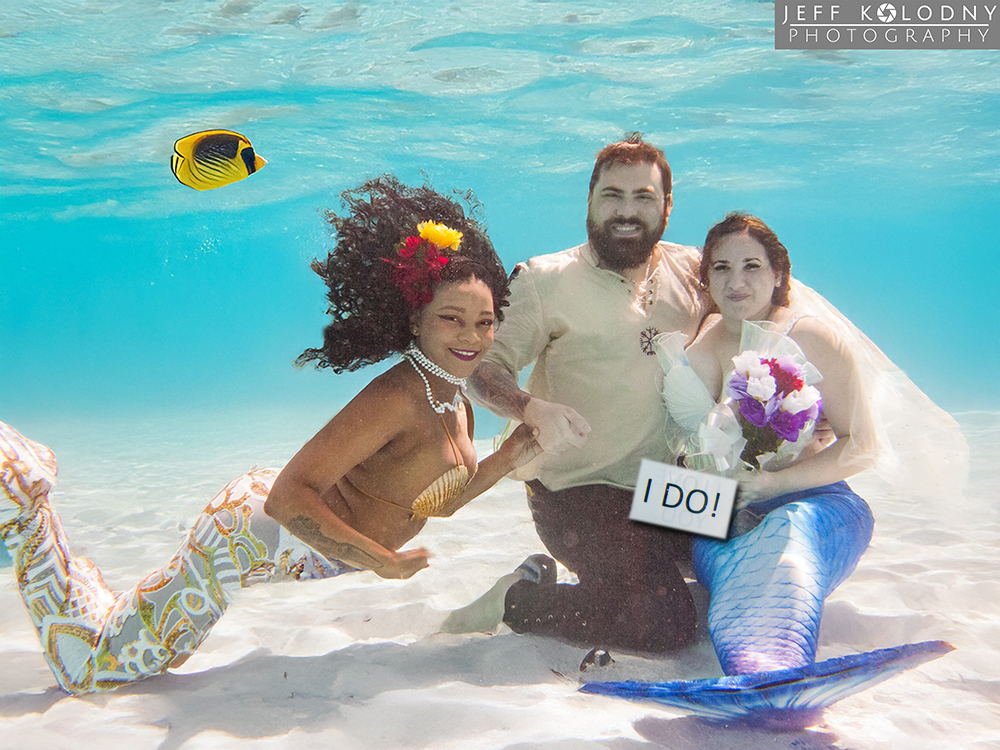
733, 466, 780, 508
467, 361, 589, 455
522, 398, 591, 454
813, 417, 836, 448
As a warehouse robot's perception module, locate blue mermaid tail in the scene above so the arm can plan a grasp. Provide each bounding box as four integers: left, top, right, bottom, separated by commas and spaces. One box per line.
580, 640, 953, 726
581, 483, 952, 723
693, 482, 874, 675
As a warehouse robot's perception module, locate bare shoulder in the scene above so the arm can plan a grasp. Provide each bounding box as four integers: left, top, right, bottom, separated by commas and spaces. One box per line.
787, 317, 856, 374
688, 317, 725, 354
685, 325, 724, 387
685, 334, 714, 366
351, 363, 422, 421
303, 365, 422, 451
788, 317, 846, 354
276, 364, 421, 488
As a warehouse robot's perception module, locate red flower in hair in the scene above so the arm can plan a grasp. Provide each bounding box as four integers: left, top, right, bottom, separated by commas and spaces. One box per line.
385, 230, 454, 309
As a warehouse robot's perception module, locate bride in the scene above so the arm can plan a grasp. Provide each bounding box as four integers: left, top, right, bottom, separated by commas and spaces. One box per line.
656, 211, 879, 675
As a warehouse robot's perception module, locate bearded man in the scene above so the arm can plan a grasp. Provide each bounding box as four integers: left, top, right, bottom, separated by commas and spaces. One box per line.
461, 134, 710, 653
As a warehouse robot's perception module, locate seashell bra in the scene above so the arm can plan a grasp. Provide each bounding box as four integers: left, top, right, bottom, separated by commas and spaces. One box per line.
357, 414, 471, 519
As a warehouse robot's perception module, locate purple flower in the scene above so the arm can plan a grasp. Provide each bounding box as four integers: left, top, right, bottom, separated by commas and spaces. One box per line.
738, 397, 768, 428
727, 372, 750, 401
769, 408, 812, 442
764, 395, 782, 422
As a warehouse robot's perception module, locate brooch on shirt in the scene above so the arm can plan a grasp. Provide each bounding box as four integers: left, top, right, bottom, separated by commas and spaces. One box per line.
640, 327, 660, 356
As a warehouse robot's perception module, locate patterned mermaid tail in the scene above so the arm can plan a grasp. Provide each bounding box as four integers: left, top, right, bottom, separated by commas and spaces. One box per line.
0, 420, 349, 695
580, 483, 952, 723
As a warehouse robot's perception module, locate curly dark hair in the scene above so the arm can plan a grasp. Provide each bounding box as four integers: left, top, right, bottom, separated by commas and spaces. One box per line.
296, 175, 510, 373
700, 212, 791, 308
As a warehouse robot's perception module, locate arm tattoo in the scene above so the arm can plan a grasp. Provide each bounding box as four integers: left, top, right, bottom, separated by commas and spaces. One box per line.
467, 363, 530, 420
285, 515, 384, 569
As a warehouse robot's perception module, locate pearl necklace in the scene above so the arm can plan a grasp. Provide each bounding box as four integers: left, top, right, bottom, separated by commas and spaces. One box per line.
403, 343, 466, 414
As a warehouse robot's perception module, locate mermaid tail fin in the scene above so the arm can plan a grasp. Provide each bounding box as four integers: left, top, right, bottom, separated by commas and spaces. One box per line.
580, 640, 953, 725
1, 421, 118, 625
1, 420, 58, 524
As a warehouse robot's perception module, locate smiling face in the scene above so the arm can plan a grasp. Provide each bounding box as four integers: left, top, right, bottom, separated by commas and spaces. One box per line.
706, 232, 780, 323
586, 162, 671, 273
414, 277, 496, 378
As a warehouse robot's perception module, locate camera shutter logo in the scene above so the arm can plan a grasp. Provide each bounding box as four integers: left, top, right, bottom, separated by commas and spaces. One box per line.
877, 3, 897, 22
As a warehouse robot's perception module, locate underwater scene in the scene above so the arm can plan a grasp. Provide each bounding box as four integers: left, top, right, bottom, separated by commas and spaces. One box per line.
1, 1, 998, 749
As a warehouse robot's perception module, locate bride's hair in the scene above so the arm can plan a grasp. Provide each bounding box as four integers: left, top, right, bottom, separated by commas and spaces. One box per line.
700, 212, 791, 307
296, 175, 509, 373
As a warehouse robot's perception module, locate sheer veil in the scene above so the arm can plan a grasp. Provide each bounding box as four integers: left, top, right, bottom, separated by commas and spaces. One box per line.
788, 279, 969, 496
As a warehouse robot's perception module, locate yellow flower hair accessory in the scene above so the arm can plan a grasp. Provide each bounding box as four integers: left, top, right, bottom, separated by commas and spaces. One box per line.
385, 220, 464, 309
417, 221, 463, 252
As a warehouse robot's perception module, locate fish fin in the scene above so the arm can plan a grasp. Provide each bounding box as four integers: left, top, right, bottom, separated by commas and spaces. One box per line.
173, 129, 244, 154
170, 151, 198, 188
580, 641, 953, 724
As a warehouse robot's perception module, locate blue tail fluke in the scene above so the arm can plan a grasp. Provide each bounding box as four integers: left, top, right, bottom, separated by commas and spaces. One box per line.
580, 640, 953, 724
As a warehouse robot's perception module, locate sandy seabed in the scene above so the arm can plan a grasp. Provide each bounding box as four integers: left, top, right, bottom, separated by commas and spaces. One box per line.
1, 409, 997, 750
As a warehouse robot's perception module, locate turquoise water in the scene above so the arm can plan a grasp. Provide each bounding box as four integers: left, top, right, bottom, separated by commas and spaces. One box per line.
0, 7, 998, 745
1, 1, 998, 430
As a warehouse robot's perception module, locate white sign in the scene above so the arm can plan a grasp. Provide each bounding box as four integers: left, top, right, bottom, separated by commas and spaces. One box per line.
629, 458, 738, 540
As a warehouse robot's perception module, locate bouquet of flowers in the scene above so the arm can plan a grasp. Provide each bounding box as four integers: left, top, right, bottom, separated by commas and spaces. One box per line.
726, 351, 823, 469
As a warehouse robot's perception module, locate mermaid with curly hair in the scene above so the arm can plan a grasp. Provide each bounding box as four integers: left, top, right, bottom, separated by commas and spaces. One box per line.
0, 175, 541, 695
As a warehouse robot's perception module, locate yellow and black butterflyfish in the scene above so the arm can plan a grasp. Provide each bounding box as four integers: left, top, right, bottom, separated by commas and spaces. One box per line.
170, 129, 266, 190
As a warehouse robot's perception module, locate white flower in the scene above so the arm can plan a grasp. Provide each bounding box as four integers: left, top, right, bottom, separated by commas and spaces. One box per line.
780, 385, 822, 414
732, 351, 770, 378
746, 374, 777, 400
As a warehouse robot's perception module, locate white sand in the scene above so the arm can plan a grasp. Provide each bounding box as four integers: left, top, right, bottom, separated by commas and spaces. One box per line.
1, 409, 997, 750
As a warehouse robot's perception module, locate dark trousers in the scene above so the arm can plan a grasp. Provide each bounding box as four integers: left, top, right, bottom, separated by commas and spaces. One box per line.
503, 480, 697, 654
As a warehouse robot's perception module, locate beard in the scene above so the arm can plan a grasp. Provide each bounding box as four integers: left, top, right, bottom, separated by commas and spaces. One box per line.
586, 214, 665, 273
